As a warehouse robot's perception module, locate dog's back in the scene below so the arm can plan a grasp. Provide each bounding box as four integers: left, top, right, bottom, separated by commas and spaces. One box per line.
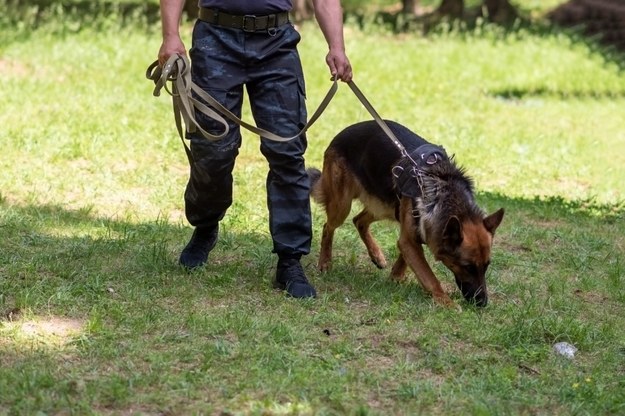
310, 120, 428, 207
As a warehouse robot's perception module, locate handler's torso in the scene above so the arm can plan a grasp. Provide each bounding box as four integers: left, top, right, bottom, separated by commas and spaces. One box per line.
198, 0, 293, 14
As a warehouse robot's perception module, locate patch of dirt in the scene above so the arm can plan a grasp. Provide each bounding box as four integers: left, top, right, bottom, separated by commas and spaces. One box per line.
498, 239, 533, 254
1, 316, 85, 350
573, 288, 610, 304
19, 317, 84, 339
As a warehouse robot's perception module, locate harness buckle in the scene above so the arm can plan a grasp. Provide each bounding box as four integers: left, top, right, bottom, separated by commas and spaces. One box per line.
242, 15, 257, 32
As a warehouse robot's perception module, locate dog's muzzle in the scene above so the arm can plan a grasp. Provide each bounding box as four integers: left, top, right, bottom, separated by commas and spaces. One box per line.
455, 276, 488, 307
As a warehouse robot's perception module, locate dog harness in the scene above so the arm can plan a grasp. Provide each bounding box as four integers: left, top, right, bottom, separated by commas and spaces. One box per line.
392, 144, 448, 199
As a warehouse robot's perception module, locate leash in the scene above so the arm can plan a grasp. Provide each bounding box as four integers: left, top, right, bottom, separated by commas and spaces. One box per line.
345, 81, 412, 159
146, 54, 419, 166
146, 54, 338, 148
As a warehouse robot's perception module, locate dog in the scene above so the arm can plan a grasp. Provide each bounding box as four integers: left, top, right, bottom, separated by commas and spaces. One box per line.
308, 120, 504, 307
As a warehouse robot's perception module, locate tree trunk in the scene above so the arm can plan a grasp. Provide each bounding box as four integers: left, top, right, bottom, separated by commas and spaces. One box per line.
482, 0, 518, 24
402, 0, 420, 15
292, 0, 314, 22
437, 0, 464, 18
183, 0, 198, 20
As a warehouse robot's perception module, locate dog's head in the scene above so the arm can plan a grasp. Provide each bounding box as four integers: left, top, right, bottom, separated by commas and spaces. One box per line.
434, 208, 504, 307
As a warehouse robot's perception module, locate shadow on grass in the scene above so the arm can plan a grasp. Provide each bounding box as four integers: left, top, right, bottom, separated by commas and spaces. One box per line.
1, 192, 622, 315
489, 86, 625, 100
0, 201, 275, 315
1, 193, 624, 413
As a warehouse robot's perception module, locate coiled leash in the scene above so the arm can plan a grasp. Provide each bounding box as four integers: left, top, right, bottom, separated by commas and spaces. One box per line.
145, 54, 441, 180
146, 54, 338, 160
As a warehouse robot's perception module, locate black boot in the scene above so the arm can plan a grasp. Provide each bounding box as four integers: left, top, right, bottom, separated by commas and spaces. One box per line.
273, 256, 316, 298
179, 225, 219, 269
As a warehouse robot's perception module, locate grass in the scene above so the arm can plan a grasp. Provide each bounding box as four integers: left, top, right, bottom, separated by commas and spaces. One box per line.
1, 1, 625, 414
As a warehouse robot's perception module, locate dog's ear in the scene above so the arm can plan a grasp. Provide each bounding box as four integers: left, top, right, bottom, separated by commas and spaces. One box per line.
483, 208, 505, 234
443, 216, 463, 247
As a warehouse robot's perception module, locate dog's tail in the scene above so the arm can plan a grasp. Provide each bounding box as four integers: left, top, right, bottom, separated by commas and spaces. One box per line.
306, 167, 324, 204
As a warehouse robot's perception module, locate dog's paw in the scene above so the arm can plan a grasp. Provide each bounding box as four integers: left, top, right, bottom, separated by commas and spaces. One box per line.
317, 261, 331, 273
433, 293, 461, 311
371, 257, 387, 269
389, 272, 408, 283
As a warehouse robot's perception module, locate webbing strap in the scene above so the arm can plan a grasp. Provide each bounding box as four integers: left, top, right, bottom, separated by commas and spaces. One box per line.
146, 54, 414, 167
346, 80, 410, 158
146, 54, 338, 144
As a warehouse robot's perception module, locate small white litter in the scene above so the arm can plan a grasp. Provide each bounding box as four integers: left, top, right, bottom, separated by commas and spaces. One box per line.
553, 342, 578, 359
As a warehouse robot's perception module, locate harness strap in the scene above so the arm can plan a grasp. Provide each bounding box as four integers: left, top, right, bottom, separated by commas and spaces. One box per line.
393, 144, 448, 199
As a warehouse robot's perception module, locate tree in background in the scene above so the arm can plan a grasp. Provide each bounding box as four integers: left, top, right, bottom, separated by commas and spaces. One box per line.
293, 0, 315, 21
181, 1, 518, 25
434, 0, 518, 24
482, 0, 518, 24
402, 0, 420, 14
436, 0, 464, 17
289, 0, 519, 26
184, 0, 198, 20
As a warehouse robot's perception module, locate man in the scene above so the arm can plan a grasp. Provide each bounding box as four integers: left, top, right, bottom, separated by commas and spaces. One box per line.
157, 0, 352, 298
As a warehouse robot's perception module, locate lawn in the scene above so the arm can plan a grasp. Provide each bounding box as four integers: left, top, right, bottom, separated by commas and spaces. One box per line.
1, 1, 624, 414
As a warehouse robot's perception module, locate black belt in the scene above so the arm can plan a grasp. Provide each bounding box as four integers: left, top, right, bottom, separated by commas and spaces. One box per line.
198, 8, 290, 32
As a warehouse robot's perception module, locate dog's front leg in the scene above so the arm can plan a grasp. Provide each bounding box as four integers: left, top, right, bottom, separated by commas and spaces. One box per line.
400, 241, 455, 307
396, 198, 456, 308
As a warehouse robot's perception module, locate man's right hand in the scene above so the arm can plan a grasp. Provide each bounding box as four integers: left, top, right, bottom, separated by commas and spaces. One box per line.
158, 0, 187, 65
158, 35, 187, 66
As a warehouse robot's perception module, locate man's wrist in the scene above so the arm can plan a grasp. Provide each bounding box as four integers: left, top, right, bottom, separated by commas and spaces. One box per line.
162, 31, 181, 42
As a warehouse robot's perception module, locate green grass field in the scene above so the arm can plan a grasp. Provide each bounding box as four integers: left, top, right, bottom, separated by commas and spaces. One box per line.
1, 1, 624, 414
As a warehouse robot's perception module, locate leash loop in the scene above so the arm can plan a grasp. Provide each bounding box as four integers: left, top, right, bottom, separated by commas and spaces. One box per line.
147, 55, 230, 142
147, 54, 339, 143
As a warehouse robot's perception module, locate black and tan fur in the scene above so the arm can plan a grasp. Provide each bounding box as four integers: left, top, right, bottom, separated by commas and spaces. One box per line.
308, 120, 504, 307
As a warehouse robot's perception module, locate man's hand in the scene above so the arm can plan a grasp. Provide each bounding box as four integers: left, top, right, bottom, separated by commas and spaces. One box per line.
326, 49, 352, 82
312, 0, 353, 83
158, 0, 187, 66
158, 35, 186, 66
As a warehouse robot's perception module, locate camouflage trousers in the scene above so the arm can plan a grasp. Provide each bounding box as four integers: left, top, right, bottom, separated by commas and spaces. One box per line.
184, 20, 311, 257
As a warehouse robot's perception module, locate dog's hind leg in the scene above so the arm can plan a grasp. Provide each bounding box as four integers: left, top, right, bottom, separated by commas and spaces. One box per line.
317, 164, 355, 272
390, 252, 408, 282
319, 222, 337, 272
353, 210, 387, 269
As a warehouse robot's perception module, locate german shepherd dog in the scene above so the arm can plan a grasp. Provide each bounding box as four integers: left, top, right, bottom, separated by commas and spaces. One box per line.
308, 120, 504, 307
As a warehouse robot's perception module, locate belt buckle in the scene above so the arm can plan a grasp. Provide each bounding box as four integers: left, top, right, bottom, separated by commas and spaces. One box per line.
242, 15, 256, 32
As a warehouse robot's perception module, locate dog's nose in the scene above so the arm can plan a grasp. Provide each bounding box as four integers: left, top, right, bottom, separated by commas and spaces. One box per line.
464, 291, 488, 307
473, 295, 487, 307
462, 290, 488, 308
